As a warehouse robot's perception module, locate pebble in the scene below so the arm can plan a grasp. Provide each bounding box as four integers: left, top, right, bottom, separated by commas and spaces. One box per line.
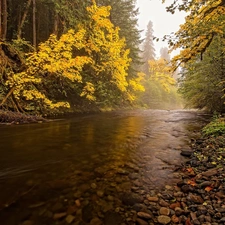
157, 215, 171, 224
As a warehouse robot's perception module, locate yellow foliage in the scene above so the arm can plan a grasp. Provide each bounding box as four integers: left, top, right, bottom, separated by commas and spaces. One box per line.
148, 59, 176, 92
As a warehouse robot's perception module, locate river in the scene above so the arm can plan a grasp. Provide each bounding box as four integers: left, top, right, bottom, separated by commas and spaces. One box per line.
0, 109, 209, 225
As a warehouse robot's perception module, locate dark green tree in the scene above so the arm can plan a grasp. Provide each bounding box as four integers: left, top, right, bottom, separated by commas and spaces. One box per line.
141, 21, 156, 77
96, 0, 142, 77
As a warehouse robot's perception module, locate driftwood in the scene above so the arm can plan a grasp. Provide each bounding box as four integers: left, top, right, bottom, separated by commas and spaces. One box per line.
0, 109, 46, 124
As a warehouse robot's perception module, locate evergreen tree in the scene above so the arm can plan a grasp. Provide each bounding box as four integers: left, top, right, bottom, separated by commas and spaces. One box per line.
96, 0, 142, 77
160, 47, 170, 62
141, 21, 156, 77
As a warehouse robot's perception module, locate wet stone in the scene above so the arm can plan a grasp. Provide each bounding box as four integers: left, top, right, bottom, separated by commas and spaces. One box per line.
136, 218, 149, 225
90, 217, 103, 225
137, 211, 152, 219
157, 215, 171, 224
104, 211, 123, 225
65, 215, 75, 224
159, 207, 170, 216
147, 196, 159, 202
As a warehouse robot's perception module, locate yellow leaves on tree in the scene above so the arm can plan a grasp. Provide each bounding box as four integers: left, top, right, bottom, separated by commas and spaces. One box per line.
83, 1, 142, 101
6, 0, 143, 111
148, 58, 176, 92
169, 0, 225, 68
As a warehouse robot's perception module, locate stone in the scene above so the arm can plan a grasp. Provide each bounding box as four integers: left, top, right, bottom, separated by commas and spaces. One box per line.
181, 149, 193, 157
187, 193, 204, 204
147, 196, 159, 202
97, 190, 104, 197
90, 217, 103, 225
82, 204, 93, 223
65, 215, 75, 224
137, 211, 152, 219
121, 193, 144, 206
159, 199, 170, 207
91, 183, 97, 189
136, 218, 148, 225
159, 207, 170, 216
21, 220, 34, 225
171, 215, 179, 223
53, 212, 67, 220
158, 215, 171, 224
201, 168, 218, 177
169, 202, 181, 209
104, 211, 123, 225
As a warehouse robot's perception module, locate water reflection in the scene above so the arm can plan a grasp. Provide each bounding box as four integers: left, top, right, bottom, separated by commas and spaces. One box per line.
0, 109, 208, 225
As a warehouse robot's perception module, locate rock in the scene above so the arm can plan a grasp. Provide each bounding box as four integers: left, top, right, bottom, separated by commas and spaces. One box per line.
51, 202, 64, 212
181, 149, 193, 157
91, 183, 97, 189
174, 207, 183, 216
97, 190, 104, 197
53, 212, 67, 220
181, 185, 195, 193
159, 199, 169, 207
201, 168, 218, 177
147, 196, 159, 202
159, 207, 170, 216
137, 211, 152, 219
104, 211, 123, 225
136, 218, 148, 225
82, 204, 93, 223
169, 202, 181, 210
171, 215, 179, 223
121, 192, 144, 206
65, 215, 75, 224
90, 217, 103, 225
187, 193, 204, 204
157, 215, 171, 224
21, 220, 34, 225
75, 199, 81, 207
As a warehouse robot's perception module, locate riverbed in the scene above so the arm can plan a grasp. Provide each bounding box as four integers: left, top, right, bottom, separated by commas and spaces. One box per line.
0, 109, 209, 225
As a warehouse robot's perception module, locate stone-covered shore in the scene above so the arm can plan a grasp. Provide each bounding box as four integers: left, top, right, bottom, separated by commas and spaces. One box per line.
11, 134, 225, 225
0, 110, 46, 124
142, 134, 225, 225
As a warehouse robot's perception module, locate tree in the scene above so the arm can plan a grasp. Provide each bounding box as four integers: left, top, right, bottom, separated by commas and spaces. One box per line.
96, 0, 142, 77
0, 0, 7, 39
141, 21, 156, 77
163, 0, 225, 68
178, 35, 225, 112
160, 47, 170, 62
1, 1, 144, 112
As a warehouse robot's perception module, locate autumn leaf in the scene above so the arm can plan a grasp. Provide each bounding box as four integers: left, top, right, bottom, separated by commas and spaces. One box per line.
187, 179, 196, 187
185, 217, 193, 225
205, 186, 213, 192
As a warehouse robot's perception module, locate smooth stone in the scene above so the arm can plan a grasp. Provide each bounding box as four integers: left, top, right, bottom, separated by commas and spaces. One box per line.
136, 218, 149, 225
158, 215, 171, 224
147, 196, 159, 202
90, 217, 103, 225
159, 207, 170, 216
65, 215, 75, 224
53, 212, 67, 220
137, 211, 152, 219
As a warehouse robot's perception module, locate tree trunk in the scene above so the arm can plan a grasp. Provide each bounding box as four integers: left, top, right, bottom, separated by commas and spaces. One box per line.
17, 0, 32, 39
53, 12, 59, 37
33, 0, 36, 49
0, 0, 2, 38
1, 0, 7, 40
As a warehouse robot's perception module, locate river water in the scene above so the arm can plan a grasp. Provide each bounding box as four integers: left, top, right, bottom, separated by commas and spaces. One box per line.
0, 109, 209, 225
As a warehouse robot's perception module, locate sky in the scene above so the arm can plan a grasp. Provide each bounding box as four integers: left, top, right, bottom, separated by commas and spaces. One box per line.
136, 0, 186, 57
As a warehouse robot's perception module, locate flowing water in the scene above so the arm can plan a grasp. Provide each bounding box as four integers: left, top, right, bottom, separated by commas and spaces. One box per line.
0, 109, 209, 225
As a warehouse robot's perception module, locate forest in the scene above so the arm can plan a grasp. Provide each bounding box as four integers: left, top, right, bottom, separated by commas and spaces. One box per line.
0, 0, 224, 116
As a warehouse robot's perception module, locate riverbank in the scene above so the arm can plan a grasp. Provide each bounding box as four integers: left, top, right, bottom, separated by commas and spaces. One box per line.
137, 133, 225, 225
1, 109, 223, 225
0, 110, 47, 124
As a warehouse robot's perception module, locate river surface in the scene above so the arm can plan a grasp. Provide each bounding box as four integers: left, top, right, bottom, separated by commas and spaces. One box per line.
0, 109, 209, 225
